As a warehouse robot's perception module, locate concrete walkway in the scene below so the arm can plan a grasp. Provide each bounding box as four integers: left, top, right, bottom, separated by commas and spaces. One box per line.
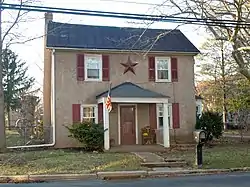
132, 152, 188, 172
132, 152, 165, 162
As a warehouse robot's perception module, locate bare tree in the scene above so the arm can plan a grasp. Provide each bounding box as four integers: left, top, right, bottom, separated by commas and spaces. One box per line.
0, 0, 40, 151
158, 0, 250, 81
196, 36, 237, 129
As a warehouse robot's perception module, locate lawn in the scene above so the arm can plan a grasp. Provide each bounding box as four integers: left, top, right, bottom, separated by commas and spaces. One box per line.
0, 149, 144, 175
5, 130, 24, 147
158, 144, 250, 169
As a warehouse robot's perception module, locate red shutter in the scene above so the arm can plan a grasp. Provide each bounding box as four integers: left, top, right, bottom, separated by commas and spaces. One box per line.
102, 55, 110, 81
98, 103, 103, 124
171, 57, 178, 82
149, 104, 157, 129
172, 103, 180, 129
77, 54, 85, 81
72, 104, 81, 123
148, 56, 155, 81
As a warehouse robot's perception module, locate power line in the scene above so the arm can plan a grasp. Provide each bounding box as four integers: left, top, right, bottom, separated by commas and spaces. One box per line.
3, 2, 248, 25
96, 0, 171, 7
1, 3, 250, 28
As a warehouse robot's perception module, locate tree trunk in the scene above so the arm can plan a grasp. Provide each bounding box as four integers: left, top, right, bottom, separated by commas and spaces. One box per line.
0, 0, 6, 152
232, 43, 250, 82
221, 39, 227, 130
7, 107, 11, 130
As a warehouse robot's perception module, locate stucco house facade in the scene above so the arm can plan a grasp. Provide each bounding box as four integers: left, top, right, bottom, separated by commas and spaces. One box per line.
43, 13, 200, 150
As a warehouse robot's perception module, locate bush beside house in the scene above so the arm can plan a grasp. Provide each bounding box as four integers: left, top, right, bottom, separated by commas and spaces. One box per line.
66, 122, 106, 151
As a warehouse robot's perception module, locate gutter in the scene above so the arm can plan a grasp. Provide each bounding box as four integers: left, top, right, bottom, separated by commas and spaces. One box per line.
7, 49, 56, 149
46, 46, 200, 56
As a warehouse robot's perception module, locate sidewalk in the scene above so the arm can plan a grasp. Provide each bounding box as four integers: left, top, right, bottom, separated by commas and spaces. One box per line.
1, 167, 250, 183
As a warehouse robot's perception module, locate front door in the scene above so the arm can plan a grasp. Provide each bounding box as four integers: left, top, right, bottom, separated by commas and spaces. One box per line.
120, 105, 136, 145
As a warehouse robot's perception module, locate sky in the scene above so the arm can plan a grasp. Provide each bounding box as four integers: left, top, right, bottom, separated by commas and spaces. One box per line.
3, 0, 208, 97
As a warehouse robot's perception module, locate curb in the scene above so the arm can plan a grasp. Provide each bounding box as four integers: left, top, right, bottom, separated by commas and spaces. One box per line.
1, 167, 250, 183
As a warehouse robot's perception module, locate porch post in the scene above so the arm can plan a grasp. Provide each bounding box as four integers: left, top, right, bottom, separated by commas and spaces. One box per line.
103, 98, 110, 150
163, 103, 170, 148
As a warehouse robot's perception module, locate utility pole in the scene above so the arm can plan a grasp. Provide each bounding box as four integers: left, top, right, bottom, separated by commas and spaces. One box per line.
0, 0, 6, 152
221, 39, 227, 130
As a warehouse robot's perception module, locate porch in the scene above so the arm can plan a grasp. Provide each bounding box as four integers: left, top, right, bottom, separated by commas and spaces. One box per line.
96, 82, 171, 150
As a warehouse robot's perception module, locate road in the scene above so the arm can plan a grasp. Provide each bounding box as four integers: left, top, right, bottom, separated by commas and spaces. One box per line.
1, 172, 250, 187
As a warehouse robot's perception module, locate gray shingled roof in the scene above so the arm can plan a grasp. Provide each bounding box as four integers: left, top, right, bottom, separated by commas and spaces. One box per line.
96, 82, 169, 99
46, 21, 200, 53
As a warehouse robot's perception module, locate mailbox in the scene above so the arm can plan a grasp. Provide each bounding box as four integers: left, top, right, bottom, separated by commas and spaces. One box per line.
193, 130, 206, 144
193, 129, 206, 168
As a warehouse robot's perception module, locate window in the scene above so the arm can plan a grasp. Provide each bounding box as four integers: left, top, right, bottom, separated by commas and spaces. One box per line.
85, 54, 102, 81
155, 57, 171, 82
157, 103, 172, 129
81, 105, 98, 123
196, 101, 202, 117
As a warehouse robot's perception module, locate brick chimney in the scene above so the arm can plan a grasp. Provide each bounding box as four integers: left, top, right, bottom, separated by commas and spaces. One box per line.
43, 12, 53, 144
44, 12, 53, 34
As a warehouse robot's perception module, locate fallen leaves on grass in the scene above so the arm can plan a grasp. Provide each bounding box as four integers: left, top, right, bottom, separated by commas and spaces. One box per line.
0, 177, 45, 184
158, 144, 250, 169
0, 150, 143, 175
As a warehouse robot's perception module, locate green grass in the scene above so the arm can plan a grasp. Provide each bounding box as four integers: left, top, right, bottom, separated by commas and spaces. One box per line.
5, 130, 24, 147
158, 144, 250, 169
223, 130, 250, 136
0, 149, 144, 175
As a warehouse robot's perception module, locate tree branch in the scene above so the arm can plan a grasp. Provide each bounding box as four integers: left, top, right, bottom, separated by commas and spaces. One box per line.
2, 0, 24, 43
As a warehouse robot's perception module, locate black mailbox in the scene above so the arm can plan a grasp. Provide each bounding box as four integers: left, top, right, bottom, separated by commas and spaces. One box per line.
193, 129, 206, 144
193, 129, 206, 168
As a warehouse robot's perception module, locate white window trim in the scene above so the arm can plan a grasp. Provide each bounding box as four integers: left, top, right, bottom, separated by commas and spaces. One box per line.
84, 54, 102, 81
196, 105, 201, 115
155, 56, 171, 82
80, 104, 98, 124
156, 103, 173, 129
196, 100, 203, 117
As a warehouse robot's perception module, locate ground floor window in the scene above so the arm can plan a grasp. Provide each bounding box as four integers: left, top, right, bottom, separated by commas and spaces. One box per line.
157, 103, 172, 129
196, 105, 202, 117
196, 100, 203, 118
81, 104, 98, 123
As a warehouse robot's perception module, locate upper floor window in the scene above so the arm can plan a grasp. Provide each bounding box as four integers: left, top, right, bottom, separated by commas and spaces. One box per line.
84, 54, 102, 81
157, 103, 172, 129
81, 104, 98, 123
155, 57, 171, 82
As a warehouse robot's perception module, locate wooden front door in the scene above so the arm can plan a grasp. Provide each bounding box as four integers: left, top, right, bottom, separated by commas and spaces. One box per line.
120, 105, 136, 145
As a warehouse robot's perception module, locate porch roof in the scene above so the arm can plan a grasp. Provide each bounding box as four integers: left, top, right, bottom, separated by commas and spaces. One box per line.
96, 82, 169, 99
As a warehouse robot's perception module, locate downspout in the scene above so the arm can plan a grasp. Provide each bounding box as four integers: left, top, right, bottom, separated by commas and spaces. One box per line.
8, 49, 56, 149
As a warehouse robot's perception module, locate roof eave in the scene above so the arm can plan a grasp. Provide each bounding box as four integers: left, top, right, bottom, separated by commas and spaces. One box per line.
96, 95, 169, 99
46, 46, 200, 56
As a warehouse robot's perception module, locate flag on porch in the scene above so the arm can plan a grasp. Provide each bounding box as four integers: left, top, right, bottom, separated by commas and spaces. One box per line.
105, 83, 112, 112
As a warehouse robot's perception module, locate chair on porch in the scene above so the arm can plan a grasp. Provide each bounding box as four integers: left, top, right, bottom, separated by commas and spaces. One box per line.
141, 126, 156, 145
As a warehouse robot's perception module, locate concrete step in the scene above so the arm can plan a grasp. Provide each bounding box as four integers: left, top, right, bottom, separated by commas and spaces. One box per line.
141, 161, 188, 168
133, 152, 165, 162
164, 158, 186, 162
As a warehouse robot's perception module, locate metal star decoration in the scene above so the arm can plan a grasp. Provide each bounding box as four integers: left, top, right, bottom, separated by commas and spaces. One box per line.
120, 56, 138, 75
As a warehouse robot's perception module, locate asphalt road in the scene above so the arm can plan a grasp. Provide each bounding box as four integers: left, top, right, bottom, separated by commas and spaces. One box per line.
1, 173, 250, 187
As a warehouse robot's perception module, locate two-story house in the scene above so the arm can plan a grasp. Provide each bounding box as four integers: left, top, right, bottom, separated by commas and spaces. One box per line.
43, 13, 200, 150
